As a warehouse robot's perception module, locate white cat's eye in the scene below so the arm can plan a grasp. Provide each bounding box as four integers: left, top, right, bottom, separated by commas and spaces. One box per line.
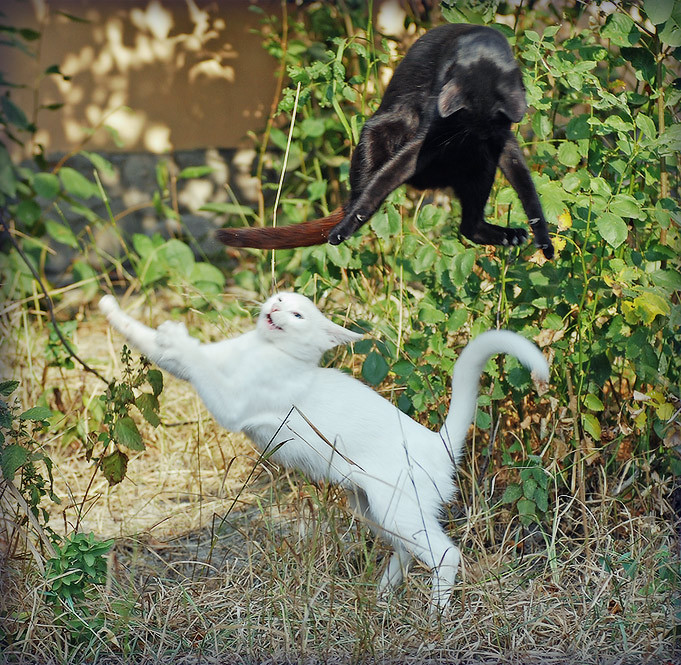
293, 312, 303, 319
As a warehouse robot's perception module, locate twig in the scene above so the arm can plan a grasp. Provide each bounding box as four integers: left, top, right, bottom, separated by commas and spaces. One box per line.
0, 208, 108, 384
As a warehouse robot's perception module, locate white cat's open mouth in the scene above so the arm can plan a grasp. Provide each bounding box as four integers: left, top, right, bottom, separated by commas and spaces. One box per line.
266, 313, 283, 331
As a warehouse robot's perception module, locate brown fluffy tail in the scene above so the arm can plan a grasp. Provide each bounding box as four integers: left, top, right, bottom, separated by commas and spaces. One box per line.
216, 207, 345, 250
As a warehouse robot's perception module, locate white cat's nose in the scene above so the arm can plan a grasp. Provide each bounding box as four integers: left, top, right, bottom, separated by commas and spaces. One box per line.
270, 304, 280, 313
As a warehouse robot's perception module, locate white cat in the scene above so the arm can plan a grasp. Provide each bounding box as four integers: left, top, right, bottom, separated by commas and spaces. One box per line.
99, 292, 549, 612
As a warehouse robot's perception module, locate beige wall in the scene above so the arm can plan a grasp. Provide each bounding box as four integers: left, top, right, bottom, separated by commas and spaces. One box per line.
2, 0, 282, 156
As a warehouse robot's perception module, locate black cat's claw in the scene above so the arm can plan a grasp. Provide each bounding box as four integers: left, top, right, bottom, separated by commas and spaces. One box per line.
537, 242, 555, 260
328, 212, 368, 246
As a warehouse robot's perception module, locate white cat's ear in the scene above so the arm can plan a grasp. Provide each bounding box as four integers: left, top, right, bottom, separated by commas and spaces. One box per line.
322, 321, 363, 349
438, 80, 466, 117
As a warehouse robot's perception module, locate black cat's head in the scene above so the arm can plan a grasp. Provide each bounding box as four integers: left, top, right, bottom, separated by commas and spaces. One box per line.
437, 30, 527, 126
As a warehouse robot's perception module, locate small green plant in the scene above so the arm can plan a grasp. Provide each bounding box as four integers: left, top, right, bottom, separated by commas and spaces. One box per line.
0, 380, 59, 531
44, 531, 114, 639
92, 346, 164, 486
501, 455, 551, 526
45, 531, 114, 605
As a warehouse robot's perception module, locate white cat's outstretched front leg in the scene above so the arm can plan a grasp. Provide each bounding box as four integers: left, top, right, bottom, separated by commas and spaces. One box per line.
99, 295, 199, 381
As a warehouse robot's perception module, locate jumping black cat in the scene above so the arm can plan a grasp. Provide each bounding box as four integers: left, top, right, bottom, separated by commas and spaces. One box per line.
217, 23, 554, 259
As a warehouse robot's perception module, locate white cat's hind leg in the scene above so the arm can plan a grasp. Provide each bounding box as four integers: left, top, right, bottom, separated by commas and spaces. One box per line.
428, 542, 460, 614
378, 545, 411, 594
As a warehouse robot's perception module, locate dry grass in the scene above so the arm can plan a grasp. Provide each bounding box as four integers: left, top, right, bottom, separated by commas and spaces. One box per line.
1, 290, 679, 664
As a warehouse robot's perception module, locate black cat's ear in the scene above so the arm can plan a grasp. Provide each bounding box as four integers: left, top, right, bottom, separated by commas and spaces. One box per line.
438, 80, 466, 117
498, 85, 527, 123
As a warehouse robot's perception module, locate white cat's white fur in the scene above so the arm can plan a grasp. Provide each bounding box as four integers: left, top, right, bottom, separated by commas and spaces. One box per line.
99, 292, 549, 612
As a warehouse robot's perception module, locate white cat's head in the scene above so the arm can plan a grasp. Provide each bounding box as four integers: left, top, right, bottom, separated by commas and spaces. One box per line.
257, 292, 363, 362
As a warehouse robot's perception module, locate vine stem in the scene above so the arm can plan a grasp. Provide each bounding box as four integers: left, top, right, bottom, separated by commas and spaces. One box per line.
1, 208, 108, 385
269, 80, 302, 288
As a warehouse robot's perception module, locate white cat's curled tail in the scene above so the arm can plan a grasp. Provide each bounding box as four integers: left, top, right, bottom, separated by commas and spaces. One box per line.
441, 330, 549, 463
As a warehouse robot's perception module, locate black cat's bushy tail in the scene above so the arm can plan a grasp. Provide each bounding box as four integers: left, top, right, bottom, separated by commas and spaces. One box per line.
216, 207, 345, 250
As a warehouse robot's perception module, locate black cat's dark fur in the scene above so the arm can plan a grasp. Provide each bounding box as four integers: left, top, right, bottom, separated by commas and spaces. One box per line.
217, 23, 554, 259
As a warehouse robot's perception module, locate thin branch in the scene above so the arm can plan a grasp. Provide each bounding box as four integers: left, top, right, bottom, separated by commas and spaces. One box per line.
1, 208, 108, 384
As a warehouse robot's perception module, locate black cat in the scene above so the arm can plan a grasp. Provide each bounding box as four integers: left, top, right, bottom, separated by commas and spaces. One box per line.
217, 23, 554, 259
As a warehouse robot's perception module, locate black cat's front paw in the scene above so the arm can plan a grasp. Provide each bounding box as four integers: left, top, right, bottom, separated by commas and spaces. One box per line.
500, 227, 528, 247
328, 212, 367, 245
528, 217, 554, 259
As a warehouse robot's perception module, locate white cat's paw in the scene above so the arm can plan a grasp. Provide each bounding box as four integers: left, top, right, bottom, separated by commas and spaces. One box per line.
99, 295, 118, 315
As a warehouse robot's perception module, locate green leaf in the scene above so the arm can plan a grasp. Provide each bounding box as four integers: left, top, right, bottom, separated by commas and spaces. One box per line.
418, 302, 446, 324
601, 13, 640, 46
300, 117, 326, 138
557, 141, 581, 167
413, 244, 437, 274
535, 491, 549, 513
101, 449, 128, 486
59, 166, 98, 199
112, 416, 144, 451
523, 477, 538, 501
0, 380, 19, 397
80, 150, 115, 177
502, 483, 522, 504
370, 208, 400, 240
0, 142, 17, 197
566, 114, 591, 140
659, 13, 681, 47
644, 0, 674, 24
609, 194, 645, 220
532, 112, 552, 139
595, 212, 628, 248
135, 393, 160, 427
620, 47, 656, 82
362, 351, 390, 386
517, 498, 536, 516
1, 444, 29, 480
582, 413, 602, 440
635, 113, 656, 139
45, 219, 79, 248
584, 393, 604, 411
19, 406, 53, 421
146, 369, 163, 397
33, 172, 60, 199
446, 308, 468, 333
15, 199, 41, 226
307, 180, 326, 201
190, 262, 225, 289
161, 239, 195, 278
178, 165, 214, 179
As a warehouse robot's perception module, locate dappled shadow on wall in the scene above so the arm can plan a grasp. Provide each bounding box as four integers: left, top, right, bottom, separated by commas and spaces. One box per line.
6, 0, 280, 154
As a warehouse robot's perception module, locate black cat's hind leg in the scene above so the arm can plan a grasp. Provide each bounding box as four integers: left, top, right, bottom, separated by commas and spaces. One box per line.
457, 167, 529, 250
499, 134, 554, 259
